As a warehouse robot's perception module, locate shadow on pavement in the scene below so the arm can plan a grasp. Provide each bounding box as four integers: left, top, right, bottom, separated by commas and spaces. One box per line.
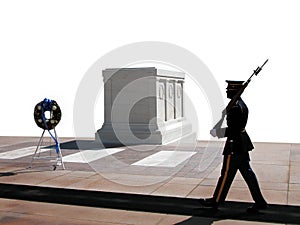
0, 183, 299, 224
55, 140, 124, 150
0, 172, 15, 177
175, 217, 216, 225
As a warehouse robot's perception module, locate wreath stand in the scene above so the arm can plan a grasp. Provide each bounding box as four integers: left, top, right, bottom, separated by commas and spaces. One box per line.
29, 128, 65, 170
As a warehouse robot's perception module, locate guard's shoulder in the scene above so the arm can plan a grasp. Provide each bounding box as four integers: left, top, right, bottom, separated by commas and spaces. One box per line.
230, 99, 243, 112
236, 98, 245, 106
237, 98, 248, 112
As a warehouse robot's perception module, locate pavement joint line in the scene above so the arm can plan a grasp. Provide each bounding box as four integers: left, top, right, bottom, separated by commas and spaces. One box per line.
0, 182, 300, 224
287, 143, 292, 204
34, 170, 76, 185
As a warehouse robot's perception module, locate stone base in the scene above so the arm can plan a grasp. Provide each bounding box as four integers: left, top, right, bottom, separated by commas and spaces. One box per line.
95, 120, 192, 147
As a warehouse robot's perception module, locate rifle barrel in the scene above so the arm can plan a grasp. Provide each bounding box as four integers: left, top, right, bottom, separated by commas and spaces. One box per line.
261, 59, 269, 68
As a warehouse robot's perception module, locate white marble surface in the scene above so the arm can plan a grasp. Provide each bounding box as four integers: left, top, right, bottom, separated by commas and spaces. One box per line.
0, 146, 48, 159
132, 150, 196, 167
63, 148, 125, 163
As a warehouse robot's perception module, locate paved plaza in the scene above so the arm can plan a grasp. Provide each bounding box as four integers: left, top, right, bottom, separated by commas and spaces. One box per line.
0, 136, 300, 225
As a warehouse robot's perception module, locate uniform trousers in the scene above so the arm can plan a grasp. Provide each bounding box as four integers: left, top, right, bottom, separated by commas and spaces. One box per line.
213, 152, 267, 206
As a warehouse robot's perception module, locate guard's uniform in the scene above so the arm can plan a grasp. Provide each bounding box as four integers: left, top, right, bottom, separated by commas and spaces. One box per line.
213, 97, 267, 207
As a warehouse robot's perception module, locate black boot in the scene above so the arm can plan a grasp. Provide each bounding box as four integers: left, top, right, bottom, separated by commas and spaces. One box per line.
199, 198, 218, 209
247, 203, 268, 213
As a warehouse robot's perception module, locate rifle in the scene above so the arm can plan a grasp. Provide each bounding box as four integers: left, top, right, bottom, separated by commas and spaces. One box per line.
213, 59, 269, 130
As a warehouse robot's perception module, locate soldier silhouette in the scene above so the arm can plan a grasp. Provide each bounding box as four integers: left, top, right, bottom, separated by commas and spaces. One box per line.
199, 80, 267, 213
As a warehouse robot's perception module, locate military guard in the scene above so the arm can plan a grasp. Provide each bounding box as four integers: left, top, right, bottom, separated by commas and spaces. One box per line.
199, 80, 267, 213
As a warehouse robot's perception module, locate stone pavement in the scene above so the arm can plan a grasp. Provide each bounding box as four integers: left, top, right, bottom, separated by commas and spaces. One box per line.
0, 136, 299, 225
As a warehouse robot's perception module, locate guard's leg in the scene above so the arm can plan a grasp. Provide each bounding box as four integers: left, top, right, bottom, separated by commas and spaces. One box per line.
213, 154, 238, 205
239, 159, 267, 211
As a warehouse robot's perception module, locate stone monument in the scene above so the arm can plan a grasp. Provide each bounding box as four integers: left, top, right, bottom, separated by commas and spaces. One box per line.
96, 67, 192, 146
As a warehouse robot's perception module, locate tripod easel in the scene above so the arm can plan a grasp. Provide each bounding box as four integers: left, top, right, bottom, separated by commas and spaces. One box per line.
29, 128, 65, 170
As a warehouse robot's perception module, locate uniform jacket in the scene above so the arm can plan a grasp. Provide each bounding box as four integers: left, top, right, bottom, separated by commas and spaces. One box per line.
217, 98, 254, 155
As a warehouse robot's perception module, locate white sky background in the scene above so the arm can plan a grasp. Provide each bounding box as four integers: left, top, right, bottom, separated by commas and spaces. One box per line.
0, 0, 299, 143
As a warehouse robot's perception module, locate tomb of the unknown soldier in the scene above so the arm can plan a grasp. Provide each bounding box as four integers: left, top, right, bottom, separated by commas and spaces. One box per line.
96, 67, 193, 146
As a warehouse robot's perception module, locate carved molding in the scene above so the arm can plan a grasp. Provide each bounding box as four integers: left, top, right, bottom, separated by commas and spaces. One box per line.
177, 84, 182, 98
168, 84, 174, 99
159, 83, 165, 100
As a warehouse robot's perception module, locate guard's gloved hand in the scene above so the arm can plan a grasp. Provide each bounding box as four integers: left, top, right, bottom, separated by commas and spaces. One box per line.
210, 129, 217, 137
210, 128, 226, 138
